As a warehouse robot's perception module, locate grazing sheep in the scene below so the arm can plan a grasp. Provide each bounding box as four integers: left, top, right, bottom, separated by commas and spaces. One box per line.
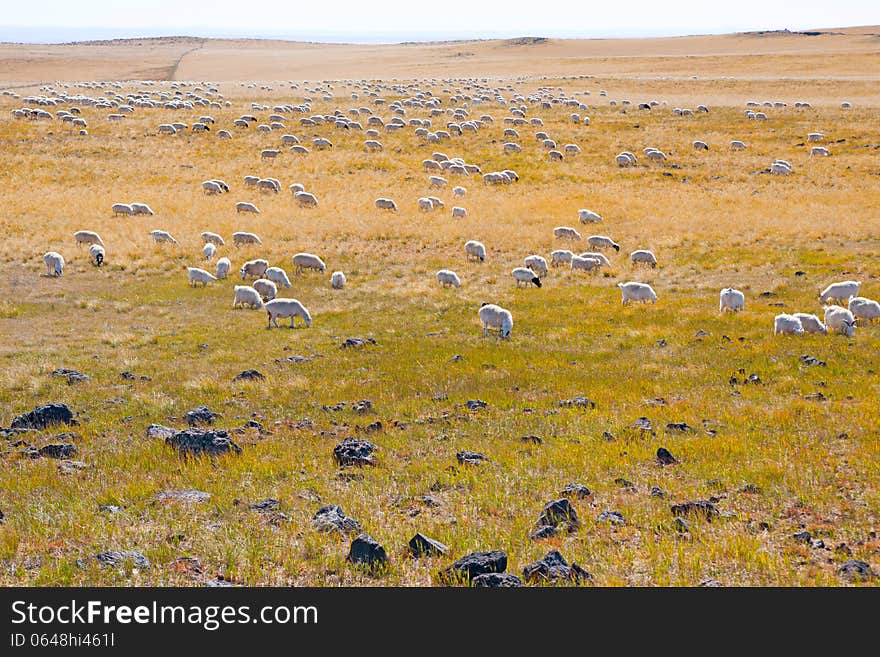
848, 297, 880, 322
646, 149, 668, 162
312, 138, 333, 150
719, 288, 745, 312
88, 244, 105, 266
364, 140, 383, 152
465, 240, 486, 262
630, 249, 657, 268
202, 181, 223, 195
774, 314, 804, 335
793, 312, 827, 334
265, 266, 291, 288
331, 271, 346, 289
819, 280, 860, 304
236, 202, 260, 214
429, 175, 448, 188
810, 146, 831, 157
524, 255, 548, 277
289, 183, 305, 195
240, 258, 269, 280
216, 257, 231, 280
578, 209, 602, 224
188, 267, 217, 287
807, 132, 825, 142
260, 149, 282, 160
265, 298, 312, 328
74, 230, 103, 247
588, 235, 620, 252
243, 176, 260, 188
550, 249, 574, 267
548, 150, 564, 161
770, 162, 792, 175
436, 269, 461, 288
112, 203, 134, 216
423, 159, 442, 171
730, 140, 747, 150
452, 206, 467, 218
554, 226, 582, 240
201, 231, 225, 246
295, 191, 318, 208
453, 186, 467, 197
131, 203, 154, 216
418, 197, 436, 212
579, 252, 612, 268
375, 197, 398, 211
43, 251, 64, 277
150, 230, 177, 245
616, 152, 638, 167
292, 252, 326, 274
478, 303, 513, 338
693, 140, 709, 151
232, 231, 262, 246
824, 305, 856, 337
570, 255, 602, 274
512, 267, 542, 288
257, 178, 281, 193
217, 130, 232, 139
203, 243, 217, 261
158, 124, 177, 135
233, 285, 263, 309
617, 281, 657, 305
252, 278, 278, 301
503, 142, 522, 153
564, 144, 581, 156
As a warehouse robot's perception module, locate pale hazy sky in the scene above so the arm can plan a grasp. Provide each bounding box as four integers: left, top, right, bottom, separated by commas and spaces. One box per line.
1, 0, 877, 39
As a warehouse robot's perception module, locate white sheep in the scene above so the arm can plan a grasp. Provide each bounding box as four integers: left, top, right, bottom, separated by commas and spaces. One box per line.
616, 152, 638, 167
260, 149, 282, 160
693, 140, 709, 151
233, 285, 263, 309
618, 281, 657, 305
824, 306, 856, 337
478, 303, 513, 338
240, 258, 269, 280
295, 191, 319, 208
452, 206, 467, 218
232, 231, 262, 246
292, 252, 326, 274
375, 198, 398, 211
465, 240, 486, 262
524, 255, 548, 277
252, 278, 278, 301
43, 251, 64, 277
819, 280, 860, 304
418, 197, 436, 212
112, 203, 134, 216
131, 203, 154, 216
88, 244, 105, 266
265, 266, 291, 288
331, 271, 346, 289
570, 255, 602, 274
188, 267, 217, 287
203, 243, 217, 261
579, 252, 611, 267
265, 298, 312, 328
429, 175, 448, 188
730, 140, 747, 150
847, 297, 880, 323
588, 235, 620, 252
235, 202, 260, 214
792, 312, 827, 334
150, 230, 177, 245
202, 181, 223, 196
257, 178, 281, 193
774, 314, 804, 335
73, 230, 103, 249
719, 288, 745, 312
807, 132, 825, 142
554, 226, 581, 240
578, 209, 602, 224
630, 249, 657, 268
810, 146, 831, 157
550, 249, 574, 267
243, 176, 260, 188
201, 231, 225, 246
512, 267, 541, 288
453, 186, 467, 197
436, 269, 461, 288
216, 257, 231, 279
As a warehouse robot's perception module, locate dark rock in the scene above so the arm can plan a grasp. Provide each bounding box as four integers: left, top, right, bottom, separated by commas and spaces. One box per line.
447, 354, 464, 363
158, 489, 210, 504
537, 498, 579, 531
347, 533, 388, 569
839, 559, 875, 582
233, 369, 265, 382
615, 477, 636, 491
312, 504, 360, 534
602, 431, 616, 441
811, 539, 825, 549
440, 550, 508, 584
759, 291, 777, 298
357, 421, 383, 434
560, 482, 591, 499
0, 509, 4, 523
694, 329, 710, 337
98, 505, 122, 514
38, 443, 77, 459
656, 339, 668, 348
352, 400, 372, 414
800, 355, 826, 367
835, 543, 852, 556
340, 337, 377, 349
185, 405, 220, 426
249, 498, 280, 512
242, 420, 263, 432
699, 579, 723, 587
671, 500, 719, 521
456, 450, 488, 465
11, 403, 75, 430
409, 533, 449, 557
656, 447, 676, 465
165, 429, 242, 458
529, 525, 559, 540
644, 397, 667, 406
520, 435, 542, 445
738, 483, 762, 494
471, 573, 524, 587
795, 270, 806, 277
205, 578, 235, 587
52, 368, 90, 384
597, 510, 625, 526
333, 437, 377, 466
336, 471, 364, 482
804, 392, 826, 401
793, 530, 813, 544
558, 396, 596, 409
93, 550, 150, 570
666, 422, 693, 433
58, 459, 87, 475
673, 517, 690, 533
120, 371, 136, 380
522, 550, 592, 585
275, 355, 313, 364
747, 373, 762, 384
633, 417, 653, 432
650, 486, 667, 498
433, 393, 450, 401
464, 399, 487, 411
145, 423, 175, 439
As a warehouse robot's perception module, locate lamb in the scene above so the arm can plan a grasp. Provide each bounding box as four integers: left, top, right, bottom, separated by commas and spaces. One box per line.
375, 198, 398, 211
719, 288, 745, 312
773, 314, 804, 335
240, 258, 269, 280
554, 226, 581, 240
236, 202, 260, 214
232, 231, 262, 246
188, 267, 217, 287
201, 231, 225, 246
524, 255, 548, 277
630, 249, 657, 268
478, 303, 513, 338
112, 203, 134, 216
216, 257, 231, 279
150, 230, 177, 244
203, 243, 217, 261
452, 206, 467, 218
232, 285, 263, 309
823, 305, 856, 337
550, 249, 574, 267
265, 266, 292, 288
331, 271, 346, 289
43, 251, 64, 277
436, 269, 461, 288
578, 209, 602, 224
292, 252, 326, 274
570, 255, 602, 274
252, 278, 278, 301
131, 203, 154, 216
617, 281, 657, 305
848, 297, 880, 322
588, 235, 620, 252
265, 298, 312, 328
512, 267, 542, 288
819, 280, 860, 304
73, 230, 103, 247
295, 191, 318, 208
792, 313, 827, 334
88, 244, 105, 266
465, 240, 486, 262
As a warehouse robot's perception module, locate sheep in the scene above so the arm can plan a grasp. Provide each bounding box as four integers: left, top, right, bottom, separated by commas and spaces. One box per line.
295, 191, 318, 208
428, 175, 448, 189
73, 230, 103, 247
312, 138, 333, 150
452, 206, 467, 218
502, 142, 522, 153
43, 251, 64, 277
423, 159, 442, 171
792, 313, 827, 334
548, 150, 564, 162
260, 149, 282, 160
288, 184, 306, 195
236, 202, 261, 214
478, 303, 513, 338
774, 314, 804, 335
617, 281, 657, 305
465, 240, 486, 262
157, 124, 177, 135
418, 197, 436, 212
630, 249, 657, 268
616, 152, 637, 167
131, 203, 154, 216
554, 226, 581, 240
232, 231, 262, 247
453, 185, 467, 197
188, 267, 217, 287
88, 244, 105, 266
646, 149, 668, 162
578, 209, 602, 224
202, 180, 223, 195
512, 267, 542, 288
112, 203, 134, 216
203, 243, 217, 261
265, 298, 312, 328
579, 252, 612, 268
810, 146, 831, 157
201, 231, 225, 246
233, 285, 264, 309
281, 134, 300, 146
150, 230, 177, 245
588, 235, 620, 252
375, 197, 398, 211
719, 288, 745, 312
570, 255, 602, 274
216, 257, 231, 280
524, 255, 548, 277
265, 266, 292, 288
243, 176, 260, 188
770, 161, 792, 175
290, 145, 310, 155
240, 258, 269, 280
252, 278, 278, 301
824, 305, 856, 337
331, 271, 346, 289
841, 101, 852, 109
693, 140, 709, 151
436, 269, 461, 288
292, 252, 326, 275
217, 130, 232, 139
819, 280, 860, 305
730, 140, 747, 150
551, 250, 574, 267
257, 178, 281, 193
364, 140, 383, 152
564, 144, 581, 156
807, 132, 825, 142
848, 297, 880, 323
